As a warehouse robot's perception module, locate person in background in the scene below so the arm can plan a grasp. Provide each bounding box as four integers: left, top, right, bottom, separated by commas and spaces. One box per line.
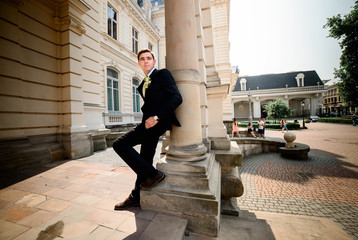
352, 114, 356, 127
247, 122, 257, 138
281, 120, 285, 133
232, 118, 241, 138
258, 118, 264, 138
284, 120, 288, 133
262, 118, 266, 139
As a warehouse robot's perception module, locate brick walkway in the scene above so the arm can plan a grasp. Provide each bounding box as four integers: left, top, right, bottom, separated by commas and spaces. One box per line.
237, 122, 358, 239
0, 122, 357, 239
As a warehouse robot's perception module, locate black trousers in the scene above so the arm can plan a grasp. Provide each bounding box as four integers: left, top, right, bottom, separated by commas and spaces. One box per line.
113, 123, 166, 201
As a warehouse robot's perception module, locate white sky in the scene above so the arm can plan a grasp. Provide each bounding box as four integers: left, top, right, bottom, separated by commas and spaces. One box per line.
229, 0, 355, 80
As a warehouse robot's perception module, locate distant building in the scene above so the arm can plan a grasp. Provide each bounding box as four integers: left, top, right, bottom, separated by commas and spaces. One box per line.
323, 79, 357, 115
231, 71, 327, 119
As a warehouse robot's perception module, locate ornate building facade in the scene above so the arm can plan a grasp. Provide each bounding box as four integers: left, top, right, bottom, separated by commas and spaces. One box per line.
0, 0, 233, 172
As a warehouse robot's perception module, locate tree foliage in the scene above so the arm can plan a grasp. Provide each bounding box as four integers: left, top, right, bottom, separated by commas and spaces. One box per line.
324, 1, 358, 107
263, 99, 294, 122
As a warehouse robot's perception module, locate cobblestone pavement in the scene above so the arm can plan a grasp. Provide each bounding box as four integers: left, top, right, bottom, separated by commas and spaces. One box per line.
237, 123, 358, 239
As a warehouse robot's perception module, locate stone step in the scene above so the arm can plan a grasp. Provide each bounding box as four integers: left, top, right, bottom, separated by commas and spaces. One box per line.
219, 211, 352, 240
138, 213, 188, 240
219, 214, 275, 240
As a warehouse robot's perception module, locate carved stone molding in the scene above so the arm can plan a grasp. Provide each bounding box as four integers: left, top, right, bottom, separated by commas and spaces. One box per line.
53, 16, 86, 34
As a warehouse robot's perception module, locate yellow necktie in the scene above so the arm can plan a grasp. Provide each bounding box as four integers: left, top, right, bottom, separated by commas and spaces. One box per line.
143, 76, 150, 97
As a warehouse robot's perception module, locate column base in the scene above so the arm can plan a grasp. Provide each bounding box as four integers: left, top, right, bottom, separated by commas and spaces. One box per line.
141, 153, 221, 237
166, 143, 207, 162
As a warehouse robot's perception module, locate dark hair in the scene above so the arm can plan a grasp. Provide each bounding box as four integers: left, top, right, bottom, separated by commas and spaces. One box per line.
137, 49, 155, 61
233, 118, 237, 122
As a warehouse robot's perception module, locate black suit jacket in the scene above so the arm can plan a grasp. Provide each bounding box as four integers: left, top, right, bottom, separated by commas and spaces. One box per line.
138, 69, 182, 131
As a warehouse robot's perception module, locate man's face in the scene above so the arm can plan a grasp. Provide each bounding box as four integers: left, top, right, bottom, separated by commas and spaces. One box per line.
138, 52, 156, 75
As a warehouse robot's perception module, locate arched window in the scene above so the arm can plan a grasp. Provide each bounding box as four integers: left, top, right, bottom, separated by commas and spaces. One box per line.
132, 78, 140, 113
240, 78, 247, 91
107, 68, 119, 112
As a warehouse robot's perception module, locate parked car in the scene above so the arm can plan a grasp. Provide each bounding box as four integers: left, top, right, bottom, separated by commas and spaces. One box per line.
310, 116, 320, 122
330, 112, 339, 117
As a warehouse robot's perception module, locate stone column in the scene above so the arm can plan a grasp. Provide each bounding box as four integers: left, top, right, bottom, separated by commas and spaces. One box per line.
141, 0, 221, 236
253, 98, 261, 118
165, 0, 205, 159
55, 0, 92, 159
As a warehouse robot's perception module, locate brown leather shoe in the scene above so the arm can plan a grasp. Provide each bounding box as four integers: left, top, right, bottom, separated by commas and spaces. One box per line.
140, 170, 165, 189
114, 197, 140, 211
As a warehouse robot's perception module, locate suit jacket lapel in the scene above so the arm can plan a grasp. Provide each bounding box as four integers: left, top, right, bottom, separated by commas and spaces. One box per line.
137, 69, 157, 99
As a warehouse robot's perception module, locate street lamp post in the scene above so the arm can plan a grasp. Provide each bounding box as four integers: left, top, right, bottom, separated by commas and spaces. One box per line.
301, 101, 305, 128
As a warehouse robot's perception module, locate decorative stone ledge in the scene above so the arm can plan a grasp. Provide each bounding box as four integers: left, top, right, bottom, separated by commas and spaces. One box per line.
231, 137, 310, 160
232, 137, 286, 157
279, 143, 310, 160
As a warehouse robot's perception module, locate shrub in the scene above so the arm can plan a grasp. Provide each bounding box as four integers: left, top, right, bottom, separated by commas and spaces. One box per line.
238, 121, 300, 129
318, 117, 352, 124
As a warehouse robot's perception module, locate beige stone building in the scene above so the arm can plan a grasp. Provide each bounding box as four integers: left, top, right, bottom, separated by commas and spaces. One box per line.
0, 0, 233, 172
232, 71, 327, 119
323, 79, 357, 115
0, 0, 241, 235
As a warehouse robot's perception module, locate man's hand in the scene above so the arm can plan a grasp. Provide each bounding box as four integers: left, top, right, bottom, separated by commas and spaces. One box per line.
145, 116, 159, 129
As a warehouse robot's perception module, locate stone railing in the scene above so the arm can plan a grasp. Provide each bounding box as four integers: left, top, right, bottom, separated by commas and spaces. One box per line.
232, 85, 327, 97
103, 112, 142, 126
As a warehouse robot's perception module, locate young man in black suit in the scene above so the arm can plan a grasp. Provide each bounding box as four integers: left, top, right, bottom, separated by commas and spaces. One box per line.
113, 49, 183, 210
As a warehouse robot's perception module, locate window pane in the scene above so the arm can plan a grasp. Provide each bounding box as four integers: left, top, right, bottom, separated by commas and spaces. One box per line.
113, 10, 117, 20
114, 89, 119, 111
108, 19, 111, 36
113, 22, 117, 40
132, 79, 139, 86
107, 68, 118, 78
136, 95, 140, 112
108, 6, 111, 17
113, 81, 118, 89
107, 87, 112, 111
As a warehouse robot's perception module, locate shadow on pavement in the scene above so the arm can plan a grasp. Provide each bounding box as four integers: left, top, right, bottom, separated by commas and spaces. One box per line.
220, 210, 275, 240
0, 160, 70, 190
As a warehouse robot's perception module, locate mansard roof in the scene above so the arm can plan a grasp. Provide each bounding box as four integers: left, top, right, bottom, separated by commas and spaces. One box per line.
234, 70, 323, 91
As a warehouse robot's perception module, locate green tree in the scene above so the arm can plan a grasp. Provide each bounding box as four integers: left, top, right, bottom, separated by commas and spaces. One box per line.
263, 99, 293, 122
324, 1, 358, 108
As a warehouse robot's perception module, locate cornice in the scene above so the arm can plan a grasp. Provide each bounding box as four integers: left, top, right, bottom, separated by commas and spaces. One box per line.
124, 0, 160, 38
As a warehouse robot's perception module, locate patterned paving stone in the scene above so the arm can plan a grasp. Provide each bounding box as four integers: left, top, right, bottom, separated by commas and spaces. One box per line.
237, 150, 358, 239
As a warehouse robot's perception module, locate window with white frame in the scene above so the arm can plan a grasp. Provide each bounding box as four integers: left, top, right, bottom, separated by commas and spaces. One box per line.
107, 68, 119, 112
240, 78, 247, 91
295, 73, 305, 87
132, 78, 140, 113
132, 28, 138, 54
107, 5, 117, 40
